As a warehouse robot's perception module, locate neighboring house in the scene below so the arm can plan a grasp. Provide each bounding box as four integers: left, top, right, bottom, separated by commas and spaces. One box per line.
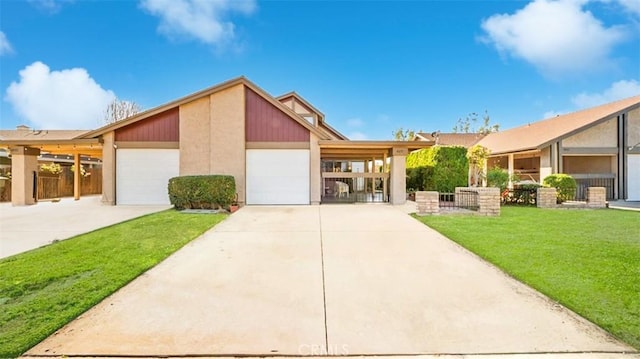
476, 95, 640, 201
414, 132, 486, 148
1, 77, 431, 206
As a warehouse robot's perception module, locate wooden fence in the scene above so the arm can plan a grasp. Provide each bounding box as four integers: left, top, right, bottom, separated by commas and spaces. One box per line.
0, 167, 102, 202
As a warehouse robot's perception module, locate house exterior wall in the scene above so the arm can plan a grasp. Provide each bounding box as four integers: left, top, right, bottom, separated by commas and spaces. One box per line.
629, 107, 640, 147
246, 88, 310, 142
310, 132, 321, 204
179, 97, 211, 175
564, 156, 613, 173
562, 117, 617, 148
210, 84, 246, 205
101, 132, 116, 205
115, 108, 179, 142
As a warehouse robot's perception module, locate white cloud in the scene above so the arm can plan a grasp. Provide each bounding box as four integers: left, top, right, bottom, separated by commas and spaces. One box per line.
572, 79, 640, 107
481, 0, 628, 77
27, 0, 73, 13
5, 61, 116, 129
140, 0, 256, 45
348, 132, 368, 140
610, 0, 640, 16
0, 32, 13, 56
346, 117, 364, 128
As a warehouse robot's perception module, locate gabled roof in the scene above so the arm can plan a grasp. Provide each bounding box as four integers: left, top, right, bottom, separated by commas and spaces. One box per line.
276, 91, 349, 140
415, 132, 485, 147
79, 77, 331, 140
477, 95, 640, 155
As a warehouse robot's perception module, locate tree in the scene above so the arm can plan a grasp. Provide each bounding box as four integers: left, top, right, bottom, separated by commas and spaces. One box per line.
392, 127, 416, 141
103, 99, 142, 124
453, 111, 499, 134
467, 144, 491, 186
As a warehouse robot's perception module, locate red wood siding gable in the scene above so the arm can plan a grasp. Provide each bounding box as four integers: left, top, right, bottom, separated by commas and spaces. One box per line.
245, 88, 310, 142
115, 108, 179, 141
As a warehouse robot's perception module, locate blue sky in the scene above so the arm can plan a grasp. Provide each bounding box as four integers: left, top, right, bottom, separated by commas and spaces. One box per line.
1, 0, 639, 140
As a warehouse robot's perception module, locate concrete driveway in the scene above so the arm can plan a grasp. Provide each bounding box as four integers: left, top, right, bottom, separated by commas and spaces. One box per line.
0, 196, 169, 259
25, 205, 637, 358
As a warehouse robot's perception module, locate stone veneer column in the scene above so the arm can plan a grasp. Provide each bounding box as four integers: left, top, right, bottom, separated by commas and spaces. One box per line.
10, 146, 40, 206
390, 147, 407, 205
476, 187, 500, 216
587, 187, 607, 208
416, 191, 439, 215
537, 187, 557, 208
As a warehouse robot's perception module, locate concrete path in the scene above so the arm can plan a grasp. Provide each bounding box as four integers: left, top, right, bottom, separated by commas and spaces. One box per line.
25, 205, 637, 358
0, 196, 169, 259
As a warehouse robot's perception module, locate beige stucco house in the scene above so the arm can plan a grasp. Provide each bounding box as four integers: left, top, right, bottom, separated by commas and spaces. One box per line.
1, 77, 431, 206
476, 95, 640, 201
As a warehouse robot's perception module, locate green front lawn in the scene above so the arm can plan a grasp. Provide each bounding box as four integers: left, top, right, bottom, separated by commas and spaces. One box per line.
415, 207, 640, 349
0, 210, 226, 358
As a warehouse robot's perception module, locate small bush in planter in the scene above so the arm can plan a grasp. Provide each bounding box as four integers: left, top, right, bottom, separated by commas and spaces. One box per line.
486, 167, 510, 192
543, 174, 577, 203
168, 175, 235, 210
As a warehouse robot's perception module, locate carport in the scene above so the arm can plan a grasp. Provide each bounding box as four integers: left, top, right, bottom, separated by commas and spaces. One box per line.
0, 126, 102, 206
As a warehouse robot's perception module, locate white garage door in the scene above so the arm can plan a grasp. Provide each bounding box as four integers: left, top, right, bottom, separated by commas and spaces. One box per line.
628, 155, 640, 201
246, 149, 310, 205
116, 149, 179, 205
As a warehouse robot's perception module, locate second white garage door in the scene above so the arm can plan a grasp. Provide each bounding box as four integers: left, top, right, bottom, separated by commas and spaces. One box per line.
116, 149, 179, 205
628, 154, 640, 201
246, 149, 310, 205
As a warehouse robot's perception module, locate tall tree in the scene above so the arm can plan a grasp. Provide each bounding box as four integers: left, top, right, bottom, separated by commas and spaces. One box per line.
453, 111, 499, 134
392, 127, 416, 141
103, 99, 142, 124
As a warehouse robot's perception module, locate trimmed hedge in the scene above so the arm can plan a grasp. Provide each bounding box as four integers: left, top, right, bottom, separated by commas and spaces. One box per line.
543, 174, 577, 203
168, 175, 236, 210
406, 146, 468, 192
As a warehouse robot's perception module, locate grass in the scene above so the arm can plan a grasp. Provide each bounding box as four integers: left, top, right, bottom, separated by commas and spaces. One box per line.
0, 210, 226, 358
415, 206, 640, 349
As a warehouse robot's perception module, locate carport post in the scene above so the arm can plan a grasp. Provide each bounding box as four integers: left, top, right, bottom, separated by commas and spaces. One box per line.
390, 147, 408, 205
9, 146, 40, 206
74, 152, 81, 200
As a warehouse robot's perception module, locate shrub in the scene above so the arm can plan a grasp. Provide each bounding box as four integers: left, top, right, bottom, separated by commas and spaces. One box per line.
168, 175, 236, 210
486, 167, 510, 191
543, 174, 577, 203
406, 146, 468, 192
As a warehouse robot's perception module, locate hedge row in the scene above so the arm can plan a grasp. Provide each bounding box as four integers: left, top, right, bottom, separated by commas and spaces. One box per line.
168, 175, 236, 210
406, 146, 468, 193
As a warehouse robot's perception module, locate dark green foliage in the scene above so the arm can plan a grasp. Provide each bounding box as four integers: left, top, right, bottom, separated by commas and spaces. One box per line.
406, 146, 468, 192
168, 175, 236, 209
486, 167, 510, 191
543, 174, 577, 203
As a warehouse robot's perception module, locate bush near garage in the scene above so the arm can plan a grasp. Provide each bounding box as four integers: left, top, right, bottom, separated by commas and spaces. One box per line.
168, 175, 236, 210
543, 174, 577, 203
406, 146, 468, 193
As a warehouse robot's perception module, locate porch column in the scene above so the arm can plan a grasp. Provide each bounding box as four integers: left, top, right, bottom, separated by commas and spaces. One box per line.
507, 153, 514, 189
101, 132, 116, 205
10, 146, 40, 206
383, 152, 388, 201
73, 152, 81, 200
390, 147, 407, 205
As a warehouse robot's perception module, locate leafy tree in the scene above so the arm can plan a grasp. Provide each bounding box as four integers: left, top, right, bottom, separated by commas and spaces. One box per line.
467, 144, 491, 186
392, 127, 416, 141
103, 99, 142, 124
453, 111, 499, 134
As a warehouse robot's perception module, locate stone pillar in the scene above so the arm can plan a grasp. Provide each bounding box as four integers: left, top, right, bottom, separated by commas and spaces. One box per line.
390, 147, 407, 205
101, 132, 116, 205
537, 187, 557, 208
587, 187, 606, 208
476, 187, 500, 216
416, 191, 439, 215
10, 146, 40, 206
